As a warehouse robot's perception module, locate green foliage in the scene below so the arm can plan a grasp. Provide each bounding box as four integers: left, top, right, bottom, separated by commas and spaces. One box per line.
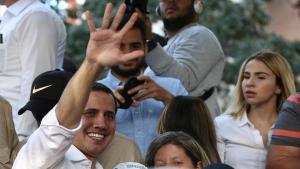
199, 0, 300, 89
64, 0, 300, 89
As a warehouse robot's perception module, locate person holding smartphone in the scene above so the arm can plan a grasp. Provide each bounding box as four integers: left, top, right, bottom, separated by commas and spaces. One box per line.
99, 16, 187, 156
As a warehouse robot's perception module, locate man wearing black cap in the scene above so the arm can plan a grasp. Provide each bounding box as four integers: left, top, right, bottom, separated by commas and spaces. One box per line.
12, 3, 143, 169
145, 0, 225, 117
0, 70, 72, 168
18, 70, 73, 126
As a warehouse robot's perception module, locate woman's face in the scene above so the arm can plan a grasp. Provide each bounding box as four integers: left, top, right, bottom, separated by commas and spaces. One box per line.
242, 59, 281, 107
154, 143, 201, 169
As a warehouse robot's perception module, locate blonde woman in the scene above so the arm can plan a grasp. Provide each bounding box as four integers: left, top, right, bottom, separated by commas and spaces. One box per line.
214, 51, 295, 169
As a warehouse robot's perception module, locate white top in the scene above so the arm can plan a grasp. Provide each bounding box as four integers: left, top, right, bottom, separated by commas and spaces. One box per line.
0, 0, 65, 139
12, 107, 103, 169
214, 112, 273, 169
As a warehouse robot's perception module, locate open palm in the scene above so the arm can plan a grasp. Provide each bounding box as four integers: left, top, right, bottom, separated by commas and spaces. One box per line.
85, 3, 144, 67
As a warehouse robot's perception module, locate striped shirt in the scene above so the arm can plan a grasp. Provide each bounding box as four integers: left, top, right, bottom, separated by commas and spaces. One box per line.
271, 93, 300, 147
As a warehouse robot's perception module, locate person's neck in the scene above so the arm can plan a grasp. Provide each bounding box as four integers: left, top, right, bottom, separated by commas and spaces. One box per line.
248, 99, 278, 125
166, 21, 196, 39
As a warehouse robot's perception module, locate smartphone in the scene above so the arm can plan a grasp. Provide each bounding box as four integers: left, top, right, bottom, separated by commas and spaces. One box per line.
124, 0, 136, 15
118, 76, 145, 109
124, 0, 148, 15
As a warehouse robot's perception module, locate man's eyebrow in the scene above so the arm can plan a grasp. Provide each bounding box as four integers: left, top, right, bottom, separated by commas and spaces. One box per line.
105, 110, 116, 115
83, 108, 97, 112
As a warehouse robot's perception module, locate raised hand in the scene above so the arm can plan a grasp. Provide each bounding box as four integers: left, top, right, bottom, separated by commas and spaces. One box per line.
56, 3, 145, 129
85, 3, 144, 67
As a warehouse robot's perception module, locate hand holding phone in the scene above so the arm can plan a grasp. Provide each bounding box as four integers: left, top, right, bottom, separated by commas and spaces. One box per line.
118, 77, 145, 109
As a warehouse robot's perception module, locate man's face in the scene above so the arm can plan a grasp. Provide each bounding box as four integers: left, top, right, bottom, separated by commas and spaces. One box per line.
73, 91, 116, 159
111, 28, 146, 78
159, 0, 196, 31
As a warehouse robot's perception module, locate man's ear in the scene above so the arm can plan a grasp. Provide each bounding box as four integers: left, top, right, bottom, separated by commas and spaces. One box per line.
196, 161, 203, 169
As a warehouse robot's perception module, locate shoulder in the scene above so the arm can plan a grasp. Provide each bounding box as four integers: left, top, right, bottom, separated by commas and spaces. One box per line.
214, 113, 240, 129
113, 132, 138, 147
279, 93, 300, 118
181, 24, 217, 39
0, 96, 12, 114
0, 96, 10, 107
97, 132, 142, 165
150, 76, 187, 94
286, 93, 300, 106
214, 113, 234, 124
176, 24, 223, 54
18, 2, 63, 27
97, 77, 117, 92
25, 1, 58, 16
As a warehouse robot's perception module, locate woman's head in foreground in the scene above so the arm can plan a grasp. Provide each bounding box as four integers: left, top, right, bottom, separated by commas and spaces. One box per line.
145, 131, 211, 169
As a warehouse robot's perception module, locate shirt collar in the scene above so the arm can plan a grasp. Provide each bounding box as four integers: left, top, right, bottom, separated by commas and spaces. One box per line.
238, 111, 277, 129
6, 0, 37, 17
238, 111, 251, 127
106, 71, 123, 88
66, 145, 103, 169
66, 145, 88, 162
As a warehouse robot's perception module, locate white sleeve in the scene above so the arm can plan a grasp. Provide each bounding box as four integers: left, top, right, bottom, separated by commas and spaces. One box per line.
12, 107, 82, 169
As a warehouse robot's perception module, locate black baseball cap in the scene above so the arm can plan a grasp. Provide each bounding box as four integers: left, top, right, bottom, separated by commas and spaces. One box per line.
18, 70, 73, 123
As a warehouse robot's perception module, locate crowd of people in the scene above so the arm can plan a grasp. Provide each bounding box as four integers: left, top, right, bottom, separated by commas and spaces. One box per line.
0, 0, 299, 169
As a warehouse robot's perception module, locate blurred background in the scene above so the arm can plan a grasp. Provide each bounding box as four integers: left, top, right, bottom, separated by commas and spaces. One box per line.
1, 0, 300, 110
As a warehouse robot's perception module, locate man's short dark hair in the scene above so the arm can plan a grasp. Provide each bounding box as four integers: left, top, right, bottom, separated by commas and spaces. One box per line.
92, 82, 118, 113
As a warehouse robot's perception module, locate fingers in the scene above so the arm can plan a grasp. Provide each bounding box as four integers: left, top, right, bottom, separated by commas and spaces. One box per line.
121, 50, 144, 62
137, 75, 151, 81
85, 11, 96, 32
110, 3, 127, 30
119, 12, 138, 36
134, 8, 144, 20
131, 100, 140, 107
133, 89, 156, 101
114, 86, 125, 104
102, 3, 113, 29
